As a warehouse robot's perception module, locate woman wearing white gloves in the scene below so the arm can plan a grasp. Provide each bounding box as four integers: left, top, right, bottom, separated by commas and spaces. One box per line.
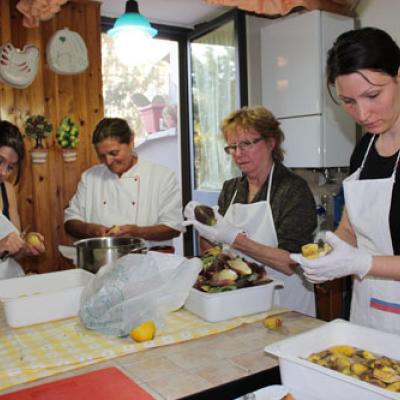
185, 106, 317, 316
291, 27, 400, 334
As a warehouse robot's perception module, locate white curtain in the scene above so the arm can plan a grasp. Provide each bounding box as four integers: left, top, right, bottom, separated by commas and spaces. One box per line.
191, 21, 240, 191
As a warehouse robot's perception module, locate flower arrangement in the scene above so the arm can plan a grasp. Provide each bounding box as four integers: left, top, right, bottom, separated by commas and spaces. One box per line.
56, 116, 79, 149
24, 115, 53, 149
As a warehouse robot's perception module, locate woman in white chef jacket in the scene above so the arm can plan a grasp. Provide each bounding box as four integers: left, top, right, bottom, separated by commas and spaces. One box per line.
64, 118, 183, 246
291, 27, 400, 335
184, 106, 317, 316
0, 121, 45, 279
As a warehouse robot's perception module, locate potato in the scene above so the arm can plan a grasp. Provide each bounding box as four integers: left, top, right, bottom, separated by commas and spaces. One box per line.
26, 232, 45, 251
107, 225, 121, 235
301, 242, 332, 259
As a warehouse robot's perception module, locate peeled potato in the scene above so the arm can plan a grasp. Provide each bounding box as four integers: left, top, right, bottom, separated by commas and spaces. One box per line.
107, 225, 121, 235
301, 242, 332, 259
26, 232, 45, 251
263, 317, 282, 330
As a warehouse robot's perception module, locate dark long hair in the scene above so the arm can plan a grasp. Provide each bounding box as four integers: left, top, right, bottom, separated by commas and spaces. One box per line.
0, 120, 25, 183
327, 27, 400, 86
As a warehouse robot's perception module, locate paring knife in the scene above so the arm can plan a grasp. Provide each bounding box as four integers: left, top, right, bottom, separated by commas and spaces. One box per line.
0, 226, 30, 261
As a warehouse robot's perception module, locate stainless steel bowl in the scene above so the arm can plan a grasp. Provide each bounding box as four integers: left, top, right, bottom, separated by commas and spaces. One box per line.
75, 237, 146, 273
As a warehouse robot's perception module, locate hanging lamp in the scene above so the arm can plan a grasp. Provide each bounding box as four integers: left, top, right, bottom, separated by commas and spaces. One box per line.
108, 0, 158, 65
108, 0, 157, 40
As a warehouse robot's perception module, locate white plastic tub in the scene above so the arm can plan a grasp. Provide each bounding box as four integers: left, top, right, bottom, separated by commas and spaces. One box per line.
184, 279, 283, 322
264, 319, 400, 400
0, 269, 93, 327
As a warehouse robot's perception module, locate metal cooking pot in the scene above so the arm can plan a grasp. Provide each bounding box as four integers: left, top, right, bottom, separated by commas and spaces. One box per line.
74, 237, 147, 273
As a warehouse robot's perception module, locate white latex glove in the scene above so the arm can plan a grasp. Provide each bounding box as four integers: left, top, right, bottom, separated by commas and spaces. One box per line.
183, 207, 243, 245
290, 231, 372, 283
183, 200, 202, 221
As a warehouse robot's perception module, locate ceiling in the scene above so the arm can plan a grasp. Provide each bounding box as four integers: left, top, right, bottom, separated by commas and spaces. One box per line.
100, 0, 230, 29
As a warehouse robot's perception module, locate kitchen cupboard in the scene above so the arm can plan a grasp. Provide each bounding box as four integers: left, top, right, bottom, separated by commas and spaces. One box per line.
261, 10, 356, 168
0, 0, 103, 272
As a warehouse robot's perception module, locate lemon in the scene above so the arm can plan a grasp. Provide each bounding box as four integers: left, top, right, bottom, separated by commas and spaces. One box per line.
129, 321, 156, 342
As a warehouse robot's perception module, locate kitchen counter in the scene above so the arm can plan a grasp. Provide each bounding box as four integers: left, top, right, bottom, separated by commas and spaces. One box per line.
0, 310, 324, 399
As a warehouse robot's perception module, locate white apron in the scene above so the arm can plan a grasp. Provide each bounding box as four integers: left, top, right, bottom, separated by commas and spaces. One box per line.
0, 214, 24, 279
344, 135, 400, 334
224, 164, 316, 316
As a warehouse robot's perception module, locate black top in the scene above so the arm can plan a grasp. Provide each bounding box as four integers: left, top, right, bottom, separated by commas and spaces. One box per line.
218, 162, 317, 253
0, 182, 10, 220
349, 133, 400, 254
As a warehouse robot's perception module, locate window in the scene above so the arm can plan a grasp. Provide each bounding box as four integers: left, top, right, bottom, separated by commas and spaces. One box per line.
101, 33, 179, 143
189, 11, 247, 196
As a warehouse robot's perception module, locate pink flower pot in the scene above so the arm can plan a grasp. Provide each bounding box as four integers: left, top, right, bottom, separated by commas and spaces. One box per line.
138, 104, 165, 134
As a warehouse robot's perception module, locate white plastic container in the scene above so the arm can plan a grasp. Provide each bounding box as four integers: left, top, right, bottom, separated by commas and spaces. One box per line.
184, 279, 283, 322
264, 319, 400, 400
0, 269, 93, 327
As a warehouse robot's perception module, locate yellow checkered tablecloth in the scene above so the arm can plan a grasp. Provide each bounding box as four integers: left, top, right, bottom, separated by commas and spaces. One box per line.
0, 307, 288, 391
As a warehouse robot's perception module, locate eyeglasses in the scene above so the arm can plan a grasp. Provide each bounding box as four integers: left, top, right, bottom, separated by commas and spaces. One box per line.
224, 137, 264, 155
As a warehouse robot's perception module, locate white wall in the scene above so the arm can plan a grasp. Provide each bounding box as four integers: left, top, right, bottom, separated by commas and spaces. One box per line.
247, 1, 400, 107
246, 15, 273, 106
357, 0, 400, 43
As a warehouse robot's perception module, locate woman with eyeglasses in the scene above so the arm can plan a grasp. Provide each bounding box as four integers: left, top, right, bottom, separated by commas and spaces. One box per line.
0, 120, 45, 279
184, 106, 317, 316
291, 27, 400, 334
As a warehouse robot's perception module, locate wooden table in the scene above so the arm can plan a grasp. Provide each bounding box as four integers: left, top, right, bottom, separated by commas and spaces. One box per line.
0, 311, 324, 399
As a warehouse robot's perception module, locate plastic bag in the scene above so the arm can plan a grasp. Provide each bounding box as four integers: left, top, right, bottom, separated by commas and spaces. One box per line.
79, 251, 202, 336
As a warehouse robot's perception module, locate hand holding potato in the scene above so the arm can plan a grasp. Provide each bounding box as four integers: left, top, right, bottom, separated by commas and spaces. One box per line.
106, 225, 136, 237
86, 223, 109, 237
290, 231, 372, 282
106, 225, 122, 236
25, 232, 45, 255
0, 232, 25, 256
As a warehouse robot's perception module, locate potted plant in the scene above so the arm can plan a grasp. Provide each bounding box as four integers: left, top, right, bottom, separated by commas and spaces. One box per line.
56, 116, 80, 162
25, 115, 52, 149
25, 115, 52, 164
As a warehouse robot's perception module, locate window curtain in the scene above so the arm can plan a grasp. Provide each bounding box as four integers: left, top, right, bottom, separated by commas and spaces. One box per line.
205, 0, 360, 16
191, 21, 240, 191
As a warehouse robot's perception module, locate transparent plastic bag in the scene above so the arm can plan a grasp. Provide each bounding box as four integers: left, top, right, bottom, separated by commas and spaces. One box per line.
79, 252, 202, 336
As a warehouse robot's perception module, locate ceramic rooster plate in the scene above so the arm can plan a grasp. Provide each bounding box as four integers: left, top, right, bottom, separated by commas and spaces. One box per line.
0, 43, 39, 89
47, 28, 89, 75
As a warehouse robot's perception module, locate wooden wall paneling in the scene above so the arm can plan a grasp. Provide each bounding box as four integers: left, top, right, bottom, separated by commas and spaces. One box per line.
30, 159, 55, 272
70, 1, 92, 183
11, 2, 47, 273
40, 16, 64, 269
0, 0, 103, 272
84, 1, 104, 167
46, 7, 75, 261
0, 0, 14, 121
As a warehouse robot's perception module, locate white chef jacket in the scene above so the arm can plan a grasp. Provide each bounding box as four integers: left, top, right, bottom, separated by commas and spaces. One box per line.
64, 159, 184, 240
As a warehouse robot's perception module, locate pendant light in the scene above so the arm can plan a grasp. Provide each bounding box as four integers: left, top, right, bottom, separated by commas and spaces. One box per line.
109, 0, 157, 39
108, 0, 158, 65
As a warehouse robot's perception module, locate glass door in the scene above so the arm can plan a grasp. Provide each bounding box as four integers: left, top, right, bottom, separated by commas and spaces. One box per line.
188, 11, 248, 207
101, 20, 190, 255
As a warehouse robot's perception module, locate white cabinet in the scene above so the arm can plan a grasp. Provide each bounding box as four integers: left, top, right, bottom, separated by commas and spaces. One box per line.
261, 10, 356, 168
